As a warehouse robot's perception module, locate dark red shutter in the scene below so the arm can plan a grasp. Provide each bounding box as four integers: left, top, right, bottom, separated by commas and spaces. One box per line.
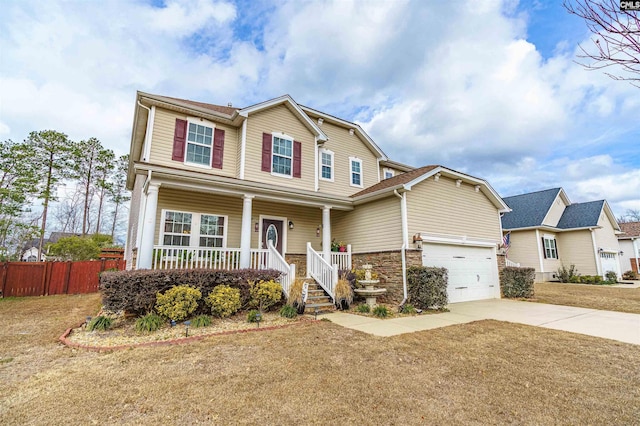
261, 133, 272, 172
212, 128, 225, 169
541, 237, 547, 259
172, 118, 187, 161
293, 140, 301, 178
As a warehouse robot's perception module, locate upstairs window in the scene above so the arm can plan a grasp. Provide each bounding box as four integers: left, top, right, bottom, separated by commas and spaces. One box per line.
543, 236, 558, 259
186, 122, 213, 166
173, 118, 225, 168
261, 133, 301, 178
350, 157, 363, 187
272, 136, 292, 176
320, 149, 334, 181
383, 168, 394, 180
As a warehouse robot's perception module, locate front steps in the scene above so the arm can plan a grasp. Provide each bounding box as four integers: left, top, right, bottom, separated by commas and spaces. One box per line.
303, 280, 335, 314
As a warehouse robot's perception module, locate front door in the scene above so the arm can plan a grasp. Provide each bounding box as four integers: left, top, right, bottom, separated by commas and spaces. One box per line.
262, 219, 284, 255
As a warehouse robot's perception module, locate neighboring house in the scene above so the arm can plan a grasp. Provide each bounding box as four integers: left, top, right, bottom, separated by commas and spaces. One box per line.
21, 232, 81, 262
501, 188, 622, 282
126, 92, 510, 303
618, 222, 640, 274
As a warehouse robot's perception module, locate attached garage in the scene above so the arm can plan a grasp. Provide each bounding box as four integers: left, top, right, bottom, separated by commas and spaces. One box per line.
422, 241, 500, 303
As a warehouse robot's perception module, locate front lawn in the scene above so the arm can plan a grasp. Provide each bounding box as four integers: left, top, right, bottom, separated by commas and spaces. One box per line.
531, 282, 640, 314
1, 294, 638, 424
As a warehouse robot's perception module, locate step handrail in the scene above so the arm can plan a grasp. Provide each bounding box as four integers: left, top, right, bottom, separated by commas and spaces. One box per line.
267, 240, 295, 298
306, 242, 336, 302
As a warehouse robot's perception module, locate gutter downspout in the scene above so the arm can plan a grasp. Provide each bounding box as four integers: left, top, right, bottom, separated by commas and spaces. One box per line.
239, 119, 247, 179
135, 170, 152, 270
590, 229, 602, 276
137, 101, 155, 162
394, 189, 408, 304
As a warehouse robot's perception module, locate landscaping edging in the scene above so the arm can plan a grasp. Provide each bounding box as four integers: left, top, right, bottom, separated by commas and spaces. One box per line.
60, 318, 314, 352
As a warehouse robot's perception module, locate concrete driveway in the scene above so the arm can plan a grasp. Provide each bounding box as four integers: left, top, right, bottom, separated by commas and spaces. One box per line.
326, 299, 640, 345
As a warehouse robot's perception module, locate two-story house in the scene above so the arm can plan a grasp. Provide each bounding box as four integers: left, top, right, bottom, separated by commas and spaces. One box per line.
501, 188, 623, 281
126, 92, 510, 303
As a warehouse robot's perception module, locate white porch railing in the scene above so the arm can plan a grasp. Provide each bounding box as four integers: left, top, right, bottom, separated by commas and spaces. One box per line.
152, 246, 242, 270
319, 244, 352, 271
505, 258, 520, 267
267, 241, 295, 298
307, 242, 337, 302
250, 249, 269, 269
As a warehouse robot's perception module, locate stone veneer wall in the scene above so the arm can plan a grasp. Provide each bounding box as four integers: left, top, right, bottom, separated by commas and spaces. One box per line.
351, 250, 423, 304
285, 254, 307, 278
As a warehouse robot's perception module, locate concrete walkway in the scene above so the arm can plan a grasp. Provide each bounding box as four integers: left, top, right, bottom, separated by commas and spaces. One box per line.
325, 299, 640, 345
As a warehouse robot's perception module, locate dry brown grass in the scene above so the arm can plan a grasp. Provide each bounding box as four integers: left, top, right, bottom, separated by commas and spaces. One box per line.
1, 294, 639, 425
531, 282, 640, 314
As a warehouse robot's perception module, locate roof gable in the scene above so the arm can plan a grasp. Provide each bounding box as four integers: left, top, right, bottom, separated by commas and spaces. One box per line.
501, 188, 562, 229
556, 200, 604, 229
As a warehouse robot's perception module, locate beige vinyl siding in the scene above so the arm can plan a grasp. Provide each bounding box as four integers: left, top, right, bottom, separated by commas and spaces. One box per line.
148, 107, 238, 178
317, 120, 380, 196
406, 176, 502, 241
506, 230, 540, 270
543, 196, 566, 227
379, 166, 401, 181
243, 105, 316, 191
594, 212, 620, 251
155, 188, 243, 247
332, 196, 403, 252
250, 200, 322, 254
557, 230, 598, 275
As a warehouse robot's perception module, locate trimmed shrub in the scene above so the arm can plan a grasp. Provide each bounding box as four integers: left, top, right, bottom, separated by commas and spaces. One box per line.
87, 316, 112, 331
100, 268, 282, 316
279, 304, 298, 318
604, 271, 617, 284
556, 264, 578, 283
206, 285, 241, 318
192, 315, 212, 328
356, 303, 370, 313
372, 305, 389, 318
579, 275, 603, 284
155, 285, 202, 321
249, 280, 282, 311
407, 266, 448, 309
135, 313, 164, 333
500, 267, 535, 298
622, 270, 639, 280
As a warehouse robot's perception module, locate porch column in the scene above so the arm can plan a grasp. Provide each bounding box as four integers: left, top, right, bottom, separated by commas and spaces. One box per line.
322, 205, 331, 262
239, 195, 254, 268
138, 183, 159, 269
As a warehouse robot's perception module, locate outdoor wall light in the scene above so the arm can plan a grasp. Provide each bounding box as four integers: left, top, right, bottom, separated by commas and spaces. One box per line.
598, 248, 604, 253
619, 251, 624, 256
184, 320, 191, 337
254, 222, 259, 232
288, 221, 294, 230
412, 234, 423, 250
255, 312, 262, 328
316, 226, 321, 237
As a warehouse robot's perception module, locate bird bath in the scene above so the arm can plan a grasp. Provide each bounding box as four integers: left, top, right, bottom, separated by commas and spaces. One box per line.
353, 264, 387, 308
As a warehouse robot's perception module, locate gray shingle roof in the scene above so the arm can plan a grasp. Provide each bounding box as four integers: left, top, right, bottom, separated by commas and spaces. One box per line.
556, 201, 604, 229
501, 188, 561, 229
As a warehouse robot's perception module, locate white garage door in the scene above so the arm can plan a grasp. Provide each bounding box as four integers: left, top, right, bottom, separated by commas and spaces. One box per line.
599, 252, 619, 277
422, 243, 498, 303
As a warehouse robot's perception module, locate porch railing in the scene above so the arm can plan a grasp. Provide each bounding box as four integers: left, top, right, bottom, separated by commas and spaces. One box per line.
267, 241, 295, 298
505, 258, 520, 267
152, 246, 242, 270
307, 242, 337, 302
319, 244, 352, 271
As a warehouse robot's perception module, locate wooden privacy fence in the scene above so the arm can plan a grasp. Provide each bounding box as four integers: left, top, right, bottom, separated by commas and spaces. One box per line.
0, 259, 126, 298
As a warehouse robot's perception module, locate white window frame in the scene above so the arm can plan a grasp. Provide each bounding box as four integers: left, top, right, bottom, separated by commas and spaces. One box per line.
159, 209, 228, 248
185, 118, 215, 169
383, 168, 394, 180
319, 148, 334, 182
543, 235, 558, 259
349, 157, 363, 188
271, 132, 294, 179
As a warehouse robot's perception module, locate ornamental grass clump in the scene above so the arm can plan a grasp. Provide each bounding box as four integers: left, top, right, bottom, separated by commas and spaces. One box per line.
155, 285, 202, 322
279, 304, 297, 318
356, 303, 370, 313
192, 315, 212, 328
206, 285, 241, 318
135, 313, 164, 333
288, 278, 306, 309
249, 280, 282, 312
373, 305, 389, 318
87, 316, 112, 331
334, 278, 353, 310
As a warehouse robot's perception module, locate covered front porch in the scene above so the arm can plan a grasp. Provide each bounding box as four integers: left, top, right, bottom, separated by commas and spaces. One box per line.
132, 172, 353, 299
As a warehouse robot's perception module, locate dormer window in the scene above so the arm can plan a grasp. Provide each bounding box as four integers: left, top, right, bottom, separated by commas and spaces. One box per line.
383, 168, 394, 180
272, 136, 293, 176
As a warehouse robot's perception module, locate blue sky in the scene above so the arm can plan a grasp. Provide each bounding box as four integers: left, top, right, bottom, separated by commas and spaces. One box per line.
1, 0, 638, 217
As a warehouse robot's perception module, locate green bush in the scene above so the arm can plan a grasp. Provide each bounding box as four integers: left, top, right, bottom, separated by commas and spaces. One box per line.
356, 304, 370, 313
47, 236, 101, 261
556, 264, 578, 283
206, 285, 241, 318
500, 267, 535, 298
87, 316, 112, 331
604, 271, 617, 284
407, 266, 448, 309
401, 304, 416, 314
155, 285, 202, 321
249, 280, 282, 311
372, 305, 389, 318
135, 313, 164, 333
579, 275, 603, 284
100, 268, 282, 316
622, 270, 639, 280
279, 304, 298, 318
247, 309, 261, 323
192, 315, 212, 328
